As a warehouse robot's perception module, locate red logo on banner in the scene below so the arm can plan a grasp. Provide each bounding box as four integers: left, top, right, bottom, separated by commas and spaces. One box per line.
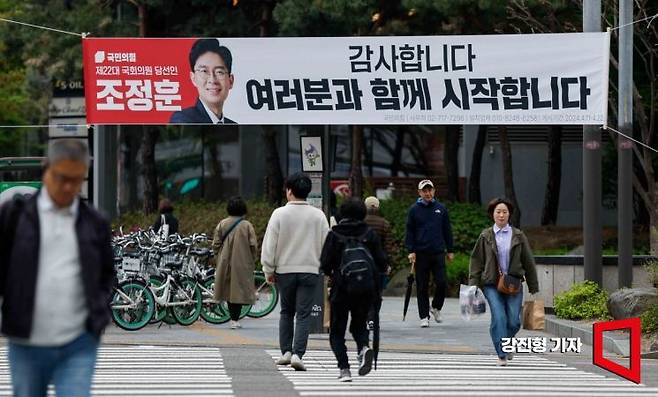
592, 317, 641, 384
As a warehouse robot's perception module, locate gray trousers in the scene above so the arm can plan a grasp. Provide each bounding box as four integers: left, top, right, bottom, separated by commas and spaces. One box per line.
276, 272, 319, 358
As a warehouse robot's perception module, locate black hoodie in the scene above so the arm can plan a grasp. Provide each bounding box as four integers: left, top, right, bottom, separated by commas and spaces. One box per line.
320, 219, 388, 299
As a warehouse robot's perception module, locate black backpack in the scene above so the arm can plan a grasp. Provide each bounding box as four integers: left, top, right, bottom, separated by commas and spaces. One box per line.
334, 231, 376, 296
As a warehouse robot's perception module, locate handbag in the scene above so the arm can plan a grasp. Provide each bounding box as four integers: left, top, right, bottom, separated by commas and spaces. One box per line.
496, 270, 522, 295
159, 214, 170, 240
522, 299, 545, 330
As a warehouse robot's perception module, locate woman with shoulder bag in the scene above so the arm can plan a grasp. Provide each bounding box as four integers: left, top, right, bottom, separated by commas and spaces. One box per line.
212, 197, 258, 329
468, 197, 539, 366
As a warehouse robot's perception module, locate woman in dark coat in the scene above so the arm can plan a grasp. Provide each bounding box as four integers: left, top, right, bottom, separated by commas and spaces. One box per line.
153, 199, 179, 238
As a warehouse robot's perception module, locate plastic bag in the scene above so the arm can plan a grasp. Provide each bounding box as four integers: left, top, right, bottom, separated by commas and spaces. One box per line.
459, 284, 487, 321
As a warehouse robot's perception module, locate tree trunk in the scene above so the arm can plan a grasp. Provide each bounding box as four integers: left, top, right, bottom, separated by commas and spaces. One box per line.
137, 3, 147, 37
541, 125, 562, 225
141, 127, 159, 214
444, 125, 460, 202
263, 126, 284, 205
349, 125, 364, 198
652, 197, 658, 257
468, 125, 486, 204
259, 1, 283, 205
390, 128, 404, 176
498, 126, 521, 227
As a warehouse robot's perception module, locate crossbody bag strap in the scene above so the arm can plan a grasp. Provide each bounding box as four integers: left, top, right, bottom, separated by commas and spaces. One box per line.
221, 217, 243, 245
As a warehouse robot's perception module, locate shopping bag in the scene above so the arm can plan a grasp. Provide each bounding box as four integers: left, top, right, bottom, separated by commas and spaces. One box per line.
459, 284, 486, 321
522, 299, 545, 330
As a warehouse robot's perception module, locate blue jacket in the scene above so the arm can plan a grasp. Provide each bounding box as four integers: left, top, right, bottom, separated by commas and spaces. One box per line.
405, 198, 454, 254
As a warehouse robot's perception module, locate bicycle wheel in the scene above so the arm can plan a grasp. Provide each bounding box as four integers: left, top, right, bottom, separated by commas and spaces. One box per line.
171, 277, 202, 326
247, 274, 279, 318
111, 280, 155, 331
199, 276, 230, 324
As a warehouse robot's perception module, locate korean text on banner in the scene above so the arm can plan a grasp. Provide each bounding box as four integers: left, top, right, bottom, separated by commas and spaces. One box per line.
82, 33, 610, 125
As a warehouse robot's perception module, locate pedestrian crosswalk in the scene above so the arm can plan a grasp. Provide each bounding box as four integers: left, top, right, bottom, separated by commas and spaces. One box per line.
267, 349, 658, 396
0, 345, 233, 396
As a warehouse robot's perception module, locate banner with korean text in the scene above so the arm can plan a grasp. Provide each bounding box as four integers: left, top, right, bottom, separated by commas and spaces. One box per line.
82, 33, 609, 125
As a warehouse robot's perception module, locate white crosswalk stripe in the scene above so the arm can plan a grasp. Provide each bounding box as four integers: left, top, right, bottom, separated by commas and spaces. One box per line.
0, 345, 233, 396
267, 349, 658, 396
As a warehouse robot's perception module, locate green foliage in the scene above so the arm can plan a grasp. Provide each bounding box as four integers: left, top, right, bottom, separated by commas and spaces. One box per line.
554, 281, 611, 320
274, 0, 376, 36
447, 202, 491, 252
641, 304, 658, 334
446, 253, 469, 287
114, 197, 489, 279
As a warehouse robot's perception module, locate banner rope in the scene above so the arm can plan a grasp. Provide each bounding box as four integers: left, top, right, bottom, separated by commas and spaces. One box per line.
602, 125, 658, 153
610, 12, 658, 31
0, 17, 87, 37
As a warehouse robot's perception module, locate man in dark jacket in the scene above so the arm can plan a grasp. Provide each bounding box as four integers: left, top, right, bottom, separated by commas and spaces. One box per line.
363, 196, 392, 329
0, 139, 116, 397
320, 198, 387, 382
405, 179, 454, 328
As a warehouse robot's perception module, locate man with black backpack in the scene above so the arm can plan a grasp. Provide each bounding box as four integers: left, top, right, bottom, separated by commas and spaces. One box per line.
320, 198, 387, 382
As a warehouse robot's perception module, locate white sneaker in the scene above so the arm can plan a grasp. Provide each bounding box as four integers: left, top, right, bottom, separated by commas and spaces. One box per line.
275, 351, 292, 365
338, 368, 352, 382
497, 357, 508, 366
430, 308, 442, 323
420, 318, 430, 328
230, 321, 241, 329
290, 354, 306, 371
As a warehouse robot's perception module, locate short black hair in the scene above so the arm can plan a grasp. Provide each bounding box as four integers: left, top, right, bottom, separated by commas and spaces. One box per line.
339, 197, 367, 221
189, 38, 232, 73
227, 196, 247, 216
285, 172, 312, 199
487, 197, 515, 219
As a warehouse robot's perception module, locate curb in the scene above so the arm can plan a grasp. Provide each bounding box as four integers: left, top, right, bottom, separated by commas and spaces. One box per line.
544, 315, 629, 357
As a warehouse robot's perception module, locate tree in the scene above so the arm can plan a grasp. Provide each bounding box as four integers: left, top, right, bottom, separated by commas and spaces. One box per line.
349, 126, 365, 198
509, 0, 658, 253
444, 125, 460, 201
141, 127, 159, 213
260, 0, 284, 205
499, 126, 521, 227
468, 125, 487, 204
541, 126, 562, 225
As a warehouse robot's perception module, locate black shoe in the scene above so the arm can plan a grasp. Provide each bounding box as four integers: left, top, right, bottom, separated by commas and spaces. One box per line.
358, 347, 373, 376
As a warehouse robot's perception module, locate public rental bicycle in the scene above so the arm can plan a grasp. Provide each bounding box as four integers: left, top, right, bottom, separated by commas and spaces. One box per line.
109, 228, 278, 330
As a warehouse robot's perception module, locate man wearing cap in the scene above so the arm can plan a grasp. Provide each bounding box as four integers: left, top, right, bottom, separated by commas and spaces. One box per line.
405, 179, 454, 328
364, 196, 393, 329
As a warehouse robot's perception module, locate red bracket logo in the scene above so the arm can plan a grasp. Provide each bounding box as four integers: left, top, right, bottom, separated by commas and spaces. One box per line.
592, 317, 641, 384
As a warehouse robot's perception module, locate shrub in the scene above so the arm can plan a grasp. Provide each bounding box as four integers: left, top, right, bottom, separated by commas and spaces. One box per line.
113, 197, 489, 283
641, 304, 658, 334
554, 281, 611, 320
643, 259, 658, 286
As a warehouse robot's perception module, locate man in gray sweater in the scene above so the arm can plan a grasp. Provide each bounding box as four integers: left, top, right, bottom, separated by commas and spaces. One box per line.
261, 172, 329, 371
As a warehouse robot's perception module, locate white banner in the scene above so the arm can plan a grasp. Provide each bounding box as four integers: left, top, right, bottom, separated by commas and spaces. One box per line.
83, 33, 610, 125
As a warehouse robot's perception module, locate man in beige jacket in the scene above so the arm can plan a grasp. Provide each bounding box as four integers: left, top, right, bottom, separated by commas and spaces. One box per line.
261, 172, 329, 371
